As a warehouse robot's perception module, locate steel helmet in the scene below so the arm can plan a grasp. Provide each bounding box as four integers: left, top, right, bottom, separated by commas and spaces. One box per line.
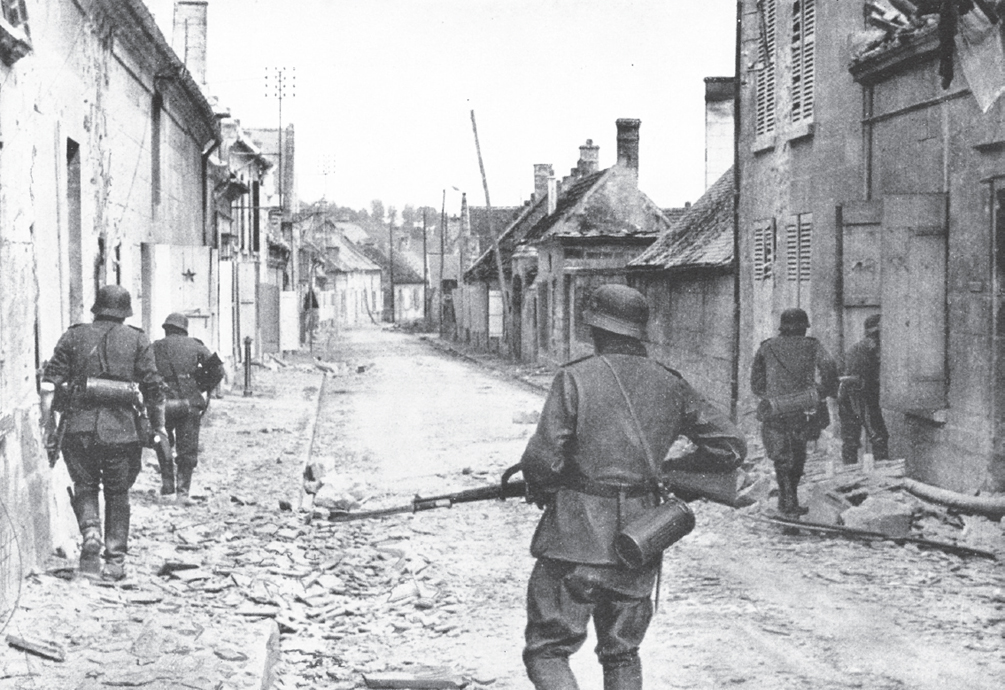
163, 312, 189, 334
91, 285, 133, 319
779, 307, 809, 332
583, 284, 649, 340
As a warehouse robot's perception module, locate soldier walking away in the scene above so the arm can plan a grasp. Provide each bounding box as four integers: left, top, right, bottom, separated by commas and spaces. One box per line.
39, 285, 165, 581
153, 312, 225, 505
519, 284, 746, 690
838, 314, 888, 466
751, 308, 838, 516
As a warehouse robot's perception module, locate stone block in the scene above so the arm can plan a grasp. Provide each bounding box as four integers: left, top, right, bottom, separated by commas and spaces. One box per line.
841, 496, 914, 537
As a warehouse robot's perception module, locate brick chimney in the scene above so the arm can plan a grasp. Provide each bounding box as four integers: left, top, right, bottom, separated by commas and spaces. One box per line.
577, 139, 600, 175
533, 164, 553, 202
615, 119, 641, 174
173, 1, 208, 85
704, 77, 735, 190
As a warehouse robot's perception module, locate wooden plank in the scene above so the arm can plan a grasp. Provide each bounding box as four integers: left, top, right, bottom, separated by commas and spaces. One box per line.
6, 634, 66, 662
363, 670, 466, 689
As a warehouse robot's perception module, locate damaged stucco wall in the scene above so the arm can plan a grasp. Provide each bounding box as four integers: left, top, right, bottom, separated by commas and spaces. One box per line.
0, 0, 219, 597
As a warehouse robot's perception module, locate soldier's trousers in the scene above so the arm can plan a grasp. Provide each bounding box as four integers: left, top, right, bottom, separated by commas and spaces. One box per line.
838, 393, 889, 463
524, 558, 655, 690
760, 422, 808, 477
167, 412, 202, 470
62, 433, 142, 565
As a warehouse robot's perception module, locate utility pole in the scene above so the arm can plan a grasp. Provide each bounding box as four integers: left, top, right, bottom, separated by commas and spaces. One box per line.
388, 220, 395, 323
440, 190, 446, 337
264, 66, 295, 217
422, 208, 429, 325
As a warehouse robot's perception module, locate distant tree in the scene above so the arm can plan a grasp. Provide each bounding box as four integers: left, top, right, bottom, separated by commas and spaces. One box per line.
370, 199, 385, 224
387, 206, 398, 227
401, 204, 416, 229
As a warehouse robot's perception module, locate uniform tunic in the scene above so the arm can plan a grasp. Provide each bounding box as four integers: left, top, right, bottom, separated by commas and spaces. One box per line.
750, 335, 837, 473
43, 319, 164, 564
520, 344, 745, 676
153, 332, 221, 470
839, 335, 889, 462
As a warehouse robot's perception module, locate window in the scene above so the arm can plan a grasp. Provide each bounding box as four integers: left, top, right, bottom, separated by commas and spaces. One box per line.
752, 219, 775, 281
785, 213, 812, 282
790, 0, 816, 124
2, 0, 27, 31
0, 0, 30, 65
755, 0, 777, 137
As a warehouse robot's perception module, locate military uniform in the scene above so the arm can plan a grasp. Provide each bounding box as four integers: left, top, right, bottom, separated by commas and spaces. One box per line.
839, 316, 888, 465
750, 309, 838, 515
520, 285, 746, 690
42, 287, 163, 579
153, 313, 224, 500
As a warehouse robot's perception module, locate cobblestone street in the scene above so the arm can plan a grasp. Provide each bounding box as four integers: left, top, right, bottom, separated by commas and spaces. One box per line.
2, 326, 1004, 689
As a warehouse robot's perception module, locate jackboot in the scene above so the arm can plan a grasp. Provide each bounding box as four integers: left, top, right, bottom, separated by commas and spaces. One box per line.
103, 492, 130, 581
159, 457, 176, 496
775, 471, 795, 515
79, 527, 103, 576
788, 471, 810, 516
603, 656, 642, 690
73, 488, 103, 575
526, 656, 581, 690
176, 466, 194, 506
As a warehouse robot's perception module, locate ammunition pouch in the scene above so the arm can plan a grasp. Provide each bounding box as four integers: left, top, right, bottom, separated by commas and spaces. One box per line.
614, 495, 695, 570
194, 353, 225, 393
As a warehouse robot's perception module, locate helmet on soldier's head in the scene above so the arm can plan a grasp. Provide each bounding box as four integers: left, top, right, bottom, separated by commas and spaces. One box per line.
779, 308, 809, 333
163, 312, 189, 334
583, 284, 648, 340
864, 314, 880, 334
91, 285, 133, 319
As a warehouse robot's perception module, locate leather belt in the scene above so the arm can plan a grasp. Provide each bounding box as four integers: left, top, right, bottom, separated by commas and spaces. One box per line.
566, 476, 655, 499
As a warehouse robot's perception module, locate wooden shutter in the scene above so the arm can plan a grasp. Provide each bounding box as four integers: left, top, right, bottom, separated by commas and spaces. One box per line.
753, 218, 775, 281
880, 193, 948, 413
755, 0, 777, 137
791, 0, 816, 124
841, 201, 882, 307
798, 214, 812, 282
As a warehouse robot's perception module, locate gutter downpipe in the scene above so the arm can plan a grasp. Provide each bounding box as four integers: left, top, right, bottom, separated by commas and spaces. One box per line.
730, 0, 743, 423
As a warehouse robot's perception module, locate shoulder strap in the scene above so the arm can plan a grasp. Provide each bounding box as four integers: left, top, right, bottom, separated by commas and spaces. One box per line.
599, 356, 660, 482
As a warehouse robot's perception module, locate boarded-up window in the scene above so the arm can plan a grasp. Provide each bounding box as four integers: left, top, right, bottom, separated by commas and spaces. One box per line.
753, 218, 775, 281
880, 194, 947, 413
785, 213, 812, 282
790, 0, 815, 124
755, 0, 777, 137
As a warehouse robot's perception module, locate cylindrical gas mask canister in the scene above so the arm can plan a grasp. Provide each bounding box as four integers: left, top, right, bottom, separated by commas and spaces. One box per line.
81, 378, 141, 407
165, 399, 192, 424
614, 497, 696, 570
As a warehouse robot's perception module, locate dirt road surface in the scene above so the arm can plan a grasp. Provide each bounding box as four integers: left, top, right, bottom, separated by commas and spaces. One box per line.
302, 327, 1005, 690
1, 325, 1002, 690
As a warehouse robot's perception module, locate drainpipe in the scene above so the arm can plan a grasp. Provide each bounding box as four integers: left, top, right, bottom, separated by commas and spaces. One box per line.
729, 0, 742, 423
201, 138, 221, 247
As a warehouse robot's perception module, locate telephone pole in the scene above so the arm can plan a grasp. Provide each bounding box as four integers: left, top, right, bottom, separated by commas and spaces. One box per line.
264, 67, 295, 216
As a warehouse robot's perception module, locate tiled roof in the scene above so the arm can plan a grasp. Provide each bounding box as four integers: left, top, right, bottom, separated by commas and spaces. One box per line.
465, 195, 551, 281
330, 236, 382, 273
357, 243, 425, 284
628, 168, 734, 271
523, 167, 672, 243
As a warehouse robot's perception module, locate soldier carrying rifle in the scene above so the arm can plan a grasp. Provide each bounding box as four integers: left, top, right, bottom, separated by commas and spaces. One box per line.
40, 285, 165, 581
153, 312, 225, 505
518, 284, 746, 690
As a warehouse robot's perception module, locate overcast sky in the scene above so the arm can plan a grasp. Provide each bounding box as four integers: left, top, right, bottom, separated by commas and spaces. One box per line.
148, 0, 736, 216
